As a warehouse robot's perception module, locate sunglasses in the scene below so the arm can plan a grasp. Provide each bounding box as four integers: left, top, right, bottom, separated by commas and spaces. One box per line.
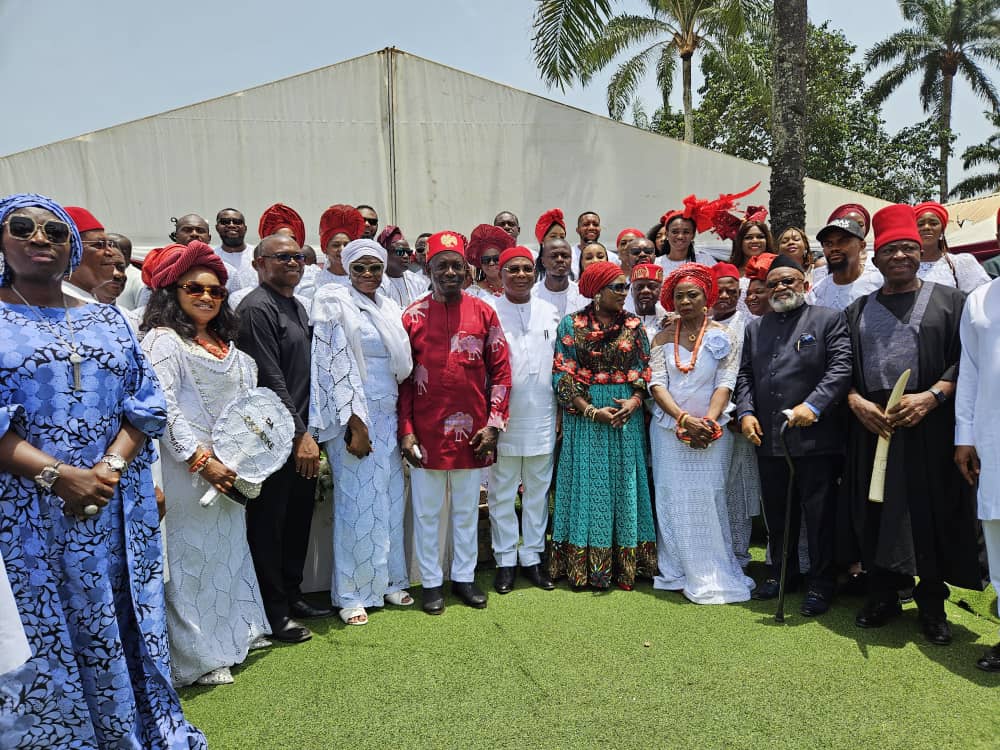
217, 218, 244, 226
480, 255, 501, 266
765, 277, 800, 290
363, 217, 379, 226
259, 252, 306, 264
5, 215, 72, 244
179, 282, 228, 300
350, 263, 384, 275
605, 282, 631, 294
628, 247, 653, 256
393, 248, 412, 257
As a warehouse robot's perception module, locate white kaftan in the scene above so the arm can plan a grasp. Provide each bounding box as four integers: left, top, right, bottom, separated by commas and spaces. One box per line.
141, 328, 268, 687
807, 261, 883, 311
532, 279, 588, 318
380, 270, 428, 309
0, 550, 30, 676
919, 252, 990, 294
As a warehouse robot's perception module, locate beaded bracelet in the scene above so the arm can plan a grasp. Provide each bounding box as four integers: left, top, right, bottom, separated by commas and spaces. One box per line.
188, 450, 211, 474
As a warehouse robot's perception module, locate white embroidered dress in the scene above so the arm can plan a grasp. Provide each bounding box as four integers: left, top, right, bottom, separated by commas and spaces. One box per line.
141, 328, 268, 686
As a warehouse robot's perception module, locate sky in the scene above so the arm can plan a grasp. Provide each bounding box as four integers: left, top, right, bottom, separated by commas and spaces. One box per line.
0, 0, 994, 188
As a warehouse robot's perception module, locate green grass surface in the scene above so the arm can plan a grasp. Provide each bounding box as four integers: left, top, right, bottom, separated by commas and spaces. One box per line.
180, 556, 1000, 750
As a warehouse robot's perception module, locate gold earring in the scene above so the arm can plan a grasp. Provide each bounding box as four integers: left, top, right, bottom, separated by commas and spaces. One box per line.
594, 294, 602, 313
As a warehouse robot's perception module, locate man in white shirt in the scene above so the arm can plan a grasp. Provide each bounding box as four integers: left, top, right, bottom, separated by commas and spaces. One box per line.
571, 211, 619, 270
807, 218, 883, 311
213, 208, 255, 292
489, 246, 560, 593
533, 238, 588, 318
625, 262, 666, 342
493, 211, 521, 243
378, 225, 427, 308
62, 206, 115, 303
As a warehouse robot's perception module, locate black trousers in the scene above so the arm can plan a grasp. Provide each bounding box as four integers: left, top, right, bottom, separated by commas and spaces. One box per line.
246, 456, 317, 628
868, 568, 948, 619
758, 454, 842, 597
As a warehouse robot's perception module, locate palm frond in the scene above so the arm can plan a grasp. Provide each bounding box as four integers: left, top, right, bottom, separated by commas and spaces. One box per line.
950, 171, 1000, 199
606, 43, 661, 119
532, 0, 616, 89
956, 56, 1000, 110
578, 14, 672, 84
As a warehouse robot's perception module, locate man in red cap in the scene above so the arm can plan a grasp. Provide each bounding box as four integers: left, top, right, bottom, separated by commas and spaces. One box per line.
627, 262, 666, 342
63, 206, 123, 304
843, 204, 980, 644
398, 231, 512, 614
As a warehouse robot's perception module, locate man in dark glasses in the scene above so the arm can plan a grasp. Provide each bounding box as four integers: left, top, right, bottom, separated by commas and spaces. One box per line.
357, 204, 379, 240
378, 225, 426, 308
213, 208, 254, 292
62, 206, 115, 304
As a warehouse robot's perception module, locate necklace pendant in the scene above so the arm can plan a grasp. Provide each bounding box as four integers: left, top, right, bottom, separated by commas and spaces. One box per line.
69, 353, 82, 391
688, 333, 697, 343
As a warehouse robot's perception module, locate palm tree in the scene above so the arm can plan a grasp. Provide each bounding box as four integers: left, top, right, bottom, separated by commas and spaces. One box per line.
531, 0, 768, 143
769, 0, 807, 234
864, 0, 1000, 201
951, 111, 1000, 198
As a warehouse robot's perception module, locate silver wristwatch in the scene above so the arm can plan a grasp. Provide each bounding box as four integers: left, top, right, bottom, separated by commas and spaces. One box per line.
34, 462, 63, 491
101, 453, 128, 473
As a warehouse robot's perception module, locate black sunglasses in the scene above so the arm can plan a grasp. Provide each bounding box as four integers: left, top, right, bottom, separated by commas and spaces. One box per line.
179, 282, 228, 300
363, 218, 379, 226
480, 255, 501, 265
605, 282, 631, 294
259, 252, 306, 264
217, 218, 244, 226
5, 215, 72, 244
765, 276, 800, 290
393, 248, 412, 257
350, 263, 384, 275
628, 247, 654, 256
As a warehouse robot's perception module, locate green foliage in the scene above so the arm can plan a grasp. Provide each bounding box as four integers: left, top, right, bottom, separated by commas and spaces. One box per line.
951, 110, 1000, 198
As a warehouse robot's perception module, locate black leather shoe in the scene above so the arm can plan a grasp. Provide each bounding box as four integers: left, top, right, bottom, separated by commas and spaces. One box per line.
854, 598, 902, 629
422, 586, 445, 615
494, 566, 516, 594
290, 599, 333, 619
975, 643, 1000, 672
751, 579, 780, 600
452, 581, 488, 609
521, 564, 555, 591
919, 615, 952, 646
269, 617, 312, 643
799, 591, 831, 617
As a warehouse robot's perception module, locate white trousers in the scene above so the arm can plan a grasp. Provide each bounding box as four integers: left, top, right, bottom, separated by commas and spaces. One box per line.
982, 519, 1000, 636
487, 453, 554, 567
410, 468, 481, 587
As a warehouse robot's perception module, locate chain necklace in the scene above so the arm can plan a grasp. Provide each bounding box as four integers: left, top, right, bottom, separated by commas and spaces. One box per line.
10, 286, 83, 391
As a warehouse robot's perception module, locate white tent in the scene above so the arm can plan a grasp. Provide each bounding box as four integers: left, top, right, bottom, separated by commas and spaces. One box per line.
0, 48, 889, 253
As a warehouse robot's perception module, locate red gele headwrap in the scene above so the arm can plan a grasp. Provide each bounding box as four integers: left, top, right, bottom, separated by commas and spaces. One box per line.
467, 224, 515, 269
426, 230, 466, 261
616, 227, 644, 247
659, 263, 718, 312
913, 201, 949, 229
499, 246, 535, 269
141, 241, 228, 289
827, 203, 871, 237
377, 225, 406, 252
661, 182, 763, 242
630, 263, 664, 283
64, 206, 104, 234
578, 260, 624, 298
743, 252, 777, 281
259, 203, 305, 247
534, 208, 565, 244
873, 204, 922, 251
712, 262, 740, 281
319, 204, 365, 250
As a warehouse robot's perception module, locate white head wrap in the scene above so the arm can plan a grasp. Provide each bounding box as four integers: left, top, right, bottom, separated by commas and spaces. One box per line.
342, 238, 386, 269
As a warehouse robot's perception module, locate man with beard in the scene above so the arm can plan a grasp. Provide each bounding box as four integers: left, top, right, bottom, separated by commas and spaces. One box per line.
493, 211, 520, 243
735, 254, 852, 616
171, 214, 212, 245
627, 262, 665, 342
214, 208, 254, 292
844, 204, 980, 644
571, 211, 618, 271
808, 218, 883, 311
357, 205, 379, 240
532, 237, 588, 318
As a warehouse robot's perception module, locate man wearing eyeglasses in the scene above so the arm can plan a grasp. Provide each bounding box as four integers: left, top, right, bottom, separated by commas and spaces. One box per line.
236, 234, 331, 643
377, 225, 426, 308
62, 206, 116, 304
213, 208, 256, 292
357, 205, 379, 240
734, 253, 852, 617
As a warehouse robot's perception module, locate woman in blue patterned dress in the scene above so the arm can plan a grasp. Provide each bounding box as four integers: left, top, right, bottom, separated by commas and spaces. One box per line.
0, 194, 205, 749
549, 261, 657, 590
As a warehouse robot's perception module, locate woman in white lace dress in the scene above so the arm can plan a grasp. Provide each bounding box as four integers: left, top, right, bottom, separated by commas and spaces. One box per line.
310, 239, 414, 626
648, 264, 755, 604
139, 242, 268, 687
914, 201, 989, 293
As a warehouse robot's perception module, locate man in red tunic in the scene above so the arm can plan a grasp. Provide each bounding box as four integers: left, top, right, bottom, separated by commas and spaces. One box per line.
399, 231, 512, 614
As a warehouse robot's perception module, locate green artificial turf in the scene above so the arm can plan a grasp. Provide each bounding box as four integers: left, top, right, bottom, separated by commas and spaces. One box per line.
179, 555, 1000, 750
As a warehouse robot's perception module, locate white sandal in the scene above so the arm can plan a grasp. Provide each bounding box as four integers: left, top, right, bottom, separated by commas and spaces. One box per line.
195, 666, 234, 686
384, 590, 414, 607
339, 607, 368, 626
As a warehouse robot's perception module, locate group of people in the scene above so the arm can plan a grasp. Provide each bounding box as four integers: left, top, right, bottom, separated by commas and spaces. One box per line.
2, 188, 1000, 748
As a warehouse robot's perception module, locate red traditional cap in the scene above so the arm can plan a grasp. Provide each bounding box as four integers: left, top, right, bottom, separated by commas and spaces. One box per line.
873, 204, 922, 251
913, 201, 949, 229
744, 252, 777, 281
259, 203, 305, 247
467, 224, 515, 268
630, 263, 664, 283
499, 246, 535, 269
827, 203, 871, 237
578, 260, 624, 298
712, 262, 740, 281
534, 208, 565, 244
319, 204, 365, 250
660, 263, 717, 312
64, 206, 104, 234
141, 241, 228, 289
426, 230, 466, 261
377, 225, 406, 252
616, 227, 644, 247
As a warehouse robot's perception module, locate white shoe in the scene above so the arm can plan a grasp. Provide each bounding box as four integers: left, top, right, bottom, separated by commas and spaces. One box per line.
384, 590, 414, 606
195, 666, 234, 686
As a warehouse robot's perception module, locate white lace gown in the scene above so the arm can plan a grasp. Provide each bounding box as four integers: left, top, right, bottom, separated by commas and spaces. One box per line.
141, 328, 269, 686
918, 253, 990, 293
311, 309, 409, 609
649, 326, 755, 603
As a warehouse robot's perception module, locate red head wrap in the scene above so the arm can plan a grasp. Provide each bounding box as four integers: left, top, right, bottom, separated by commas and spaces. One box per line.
744, 252, 777, 281
578, 260, 624, 298
712, 262, 740, 282
426, 230, 466, 261
913, 201, 949, 229
499, 246, 535, 269
630, 263, 664, 283
996, 205, 1000, 228
616, 227, 644, 248
141, 241, 228, 289
467, 224, 515, 269
827, 203, 871, 237
377, 225, 406, 252
258, 203, 305, 247
319, 204, 365, 250
873, 204, 922, 251
64, 206, 104, 234
534, 208, 565, 244
659, 263, 718, 313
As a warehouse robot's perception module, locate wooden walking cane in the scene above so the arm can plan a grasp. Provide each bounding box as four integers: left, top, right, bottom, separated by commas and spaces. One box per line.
868, 369, 911, 504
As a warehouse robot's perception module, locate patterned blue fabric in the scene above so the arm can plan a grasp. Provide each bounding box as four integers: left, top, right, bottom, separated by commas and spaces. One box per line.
0, 302, 206, 749
0, 193, 84, 286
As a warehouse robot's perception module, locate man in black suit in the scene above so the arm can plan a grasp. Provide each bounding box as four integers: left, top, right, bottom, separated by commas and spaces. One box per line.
734, 254, 852, 616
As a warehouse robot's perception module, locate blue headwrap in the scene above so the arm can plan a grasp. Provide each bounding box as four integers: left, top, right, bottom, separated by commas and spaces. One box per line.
0, 193, 84, 286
